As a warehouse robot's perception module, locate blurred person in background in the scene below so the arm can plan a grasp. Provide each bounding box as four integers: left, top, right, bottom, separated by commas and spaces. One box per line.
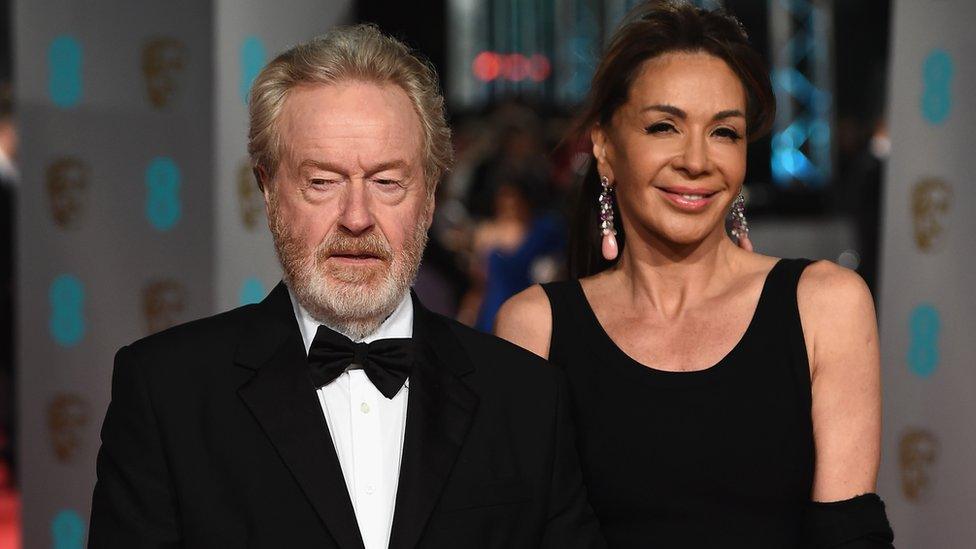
496, 2, 893, 547
410, 117, 493, 318
440, 105, 570, 330
463, 104, 549, 220
0, 82, 16, 491
89, 24, 603, 548
457, 173, 564, 331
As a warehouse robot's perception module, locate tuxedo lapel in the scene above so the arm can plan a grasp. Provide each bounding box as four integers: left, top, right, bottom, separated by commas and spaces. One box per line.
235, 282, 365, 549
388, 294, 479, 549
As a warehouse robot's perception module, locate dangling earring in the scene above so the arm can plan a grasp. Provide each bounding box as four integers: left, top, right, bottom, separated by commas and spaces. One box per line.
729, 191, 749, 241
599, 175, 618, 261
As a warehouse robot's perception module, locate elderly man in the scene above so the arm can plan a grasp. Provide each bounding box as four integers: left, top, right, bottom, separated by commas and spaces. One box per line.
89, 25, 603, 549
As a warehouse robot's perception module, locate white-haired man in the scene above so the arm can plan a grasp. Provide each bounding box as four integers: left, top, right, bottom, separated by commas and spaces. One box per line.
89, 25, 604, 549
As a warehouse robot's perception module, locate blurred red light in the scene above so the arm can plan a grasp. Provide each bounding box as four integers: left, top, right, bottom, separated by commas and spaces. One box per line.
472, 51, 501, 81
529, 54, 551, 82
475, 52, 552, 83
507, 54, 529, 81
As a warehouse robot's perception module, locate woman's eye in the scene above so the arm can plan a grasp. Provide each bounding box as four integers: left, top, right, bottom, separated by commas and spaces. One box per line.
713, 127, 742, 141
645, 122, 676, 135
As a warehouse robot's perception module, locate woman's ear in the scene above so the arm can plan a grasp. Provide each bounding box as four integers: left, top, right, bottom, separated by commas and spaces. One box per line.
590, 125, 614, 182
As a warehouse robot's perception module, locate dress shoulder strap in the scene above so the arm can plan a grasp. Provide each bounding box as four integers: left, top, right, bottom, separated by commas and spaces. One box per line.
757, 258, 815, 324
754, 258, 816, 408
540, 280, 584, 367
774, 257, 814, 288
759, 258, 815, 308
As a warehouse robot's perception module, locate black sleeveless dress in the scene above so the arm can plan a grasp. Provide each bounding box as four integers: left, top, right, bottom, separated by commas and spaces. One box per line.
542, 258, 815, 548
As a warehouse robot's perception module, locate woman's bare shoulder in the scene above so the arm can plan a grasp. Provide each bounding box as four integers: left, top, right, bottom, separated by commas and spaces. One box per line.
796, 260, 877, 372
494, 284, 553, 359
797, 259, 874, 312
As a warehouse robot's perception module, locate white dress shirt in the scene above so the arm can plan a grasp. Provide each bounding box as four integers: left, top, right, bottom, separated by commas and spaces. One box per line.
289, 289, 413, 549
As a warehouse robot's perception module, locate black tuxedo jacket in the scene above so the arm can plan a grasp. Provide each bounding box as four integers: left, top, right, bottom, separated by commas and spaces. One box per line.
89, 282, 604, 548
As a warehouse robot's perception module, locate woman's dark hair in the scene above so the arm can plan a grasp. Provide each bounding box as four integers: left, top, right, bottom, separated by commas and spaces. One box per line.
568, 0, 776, 278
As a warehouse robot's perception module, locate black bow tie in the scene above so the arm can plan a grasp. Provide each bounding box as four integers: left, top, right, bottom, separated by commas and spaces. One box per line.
307, 325, 414, 399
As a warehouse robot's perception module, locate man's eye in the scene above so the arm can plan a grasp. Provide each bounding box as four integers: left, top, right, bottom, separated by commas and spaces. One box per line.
309, 178, 338, 186
374, 178, 402, 186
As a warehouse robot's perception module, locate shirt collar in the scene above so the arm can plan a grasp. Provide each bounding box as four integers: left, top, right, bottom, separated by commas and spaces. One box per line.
287, 286, 414, 355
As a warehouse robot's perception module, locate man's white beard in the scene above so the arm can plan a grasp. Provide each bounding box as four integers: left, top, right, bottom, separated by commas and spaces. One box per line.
269, 195, 429, 341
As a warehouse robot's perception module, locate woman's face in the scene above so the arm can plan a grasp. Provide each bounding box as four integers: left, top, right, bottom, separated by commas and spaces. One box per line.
592, 51, 748, 247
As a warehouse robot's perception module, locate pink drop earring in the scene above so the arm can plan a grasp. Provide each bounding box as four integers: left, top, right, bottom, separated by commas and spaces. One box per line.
599, 175, 618, 261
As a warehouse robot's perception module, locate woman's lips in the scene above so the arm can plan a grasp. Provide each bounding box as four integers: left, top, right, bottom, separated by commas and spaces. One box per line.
657, 186, 719, 211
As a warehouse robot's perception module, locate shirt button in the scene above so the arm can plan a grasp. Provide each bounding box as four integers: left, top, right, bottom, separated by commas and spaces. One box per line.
365, 484, 375, 495
360, 402, 370, 414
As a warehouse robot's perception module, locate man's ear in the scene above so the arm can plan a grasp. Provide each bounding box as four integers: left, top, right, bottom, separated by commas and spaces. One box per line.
254, 166, 271, 206
255, 165, 278, 221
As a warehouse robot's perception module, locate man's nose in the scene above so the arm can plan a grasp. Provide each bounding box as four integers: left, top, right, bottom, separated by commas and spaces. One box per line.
337, 181, 375, 235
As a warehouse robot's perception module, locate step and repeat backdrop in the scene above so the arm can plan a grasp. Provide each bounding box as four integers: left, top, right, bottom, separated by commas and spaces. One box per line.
12, 0, 976, 546
15, 1, 350, 546
878, 0, 975, 546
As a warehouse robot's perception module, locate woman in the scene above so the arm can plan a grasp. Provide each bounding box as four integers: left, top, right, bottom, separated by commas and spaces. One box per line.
495, 2, 893, 547
465, 176, 564, 331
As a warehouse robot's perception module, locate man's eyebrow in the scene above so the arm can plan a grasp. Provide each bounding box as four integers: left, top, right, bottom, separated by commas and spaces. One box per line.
367, 160, 410, 173
640, 104, 745, 122
298, 159, 343, 172
297, 159, 410, 174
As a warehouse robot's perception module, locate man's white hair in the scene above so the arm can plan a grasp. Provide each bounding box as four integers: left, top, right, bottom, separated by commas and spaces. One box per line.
247, 24, 453, 198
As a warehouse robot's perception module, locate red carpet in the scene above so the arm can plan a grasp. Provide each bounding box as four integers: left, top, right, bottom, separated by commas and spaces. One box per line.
0, 490, 19, 549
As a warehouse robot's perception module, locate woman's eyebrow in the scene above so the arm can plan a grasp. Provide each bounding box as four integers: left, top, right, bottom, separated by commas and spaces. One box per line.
712, 109, 745, 121
641, 104, 686, 118
640, 104, 744, 122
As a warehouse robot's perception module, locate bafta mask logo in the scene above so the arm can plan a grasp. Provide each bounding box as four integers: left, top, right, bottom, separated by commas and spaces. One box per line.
899, 428, 939, 502
142, 37, 186, 109
47, 393, 90, 463
142, 279, 187, 334
237, 159, 264, 230
911, 178, 952, 252
46, 157, 89, 229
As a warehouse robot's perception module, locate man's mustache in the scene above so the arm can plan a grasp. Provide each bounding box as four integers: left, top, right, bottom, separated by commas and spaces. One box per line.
317, 231, 393, 261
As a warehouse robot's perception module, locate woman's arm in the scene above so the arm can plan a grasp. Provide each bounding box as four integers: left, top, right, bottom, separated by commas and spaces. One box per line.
797, 260, 882, 501
494, 284, 553, 359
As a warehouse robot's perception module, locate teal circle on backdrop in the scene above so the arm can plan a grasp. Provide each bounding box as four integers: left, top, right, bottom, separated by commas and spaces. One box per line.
145, 157, 182, 231
48, 35, 83, 108
239, 277, 266, 305
49, 274, 85, 347
920, 49, 954, 125
240, 36, 267, 105
51, 509, 85, 549
907, 304, 941, 378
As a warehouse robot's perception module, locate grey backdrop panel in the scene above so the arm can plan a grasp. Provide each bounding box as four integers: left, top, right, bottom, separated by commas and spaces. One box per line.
16, 1, 350, 546
878, 1, 976, 547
